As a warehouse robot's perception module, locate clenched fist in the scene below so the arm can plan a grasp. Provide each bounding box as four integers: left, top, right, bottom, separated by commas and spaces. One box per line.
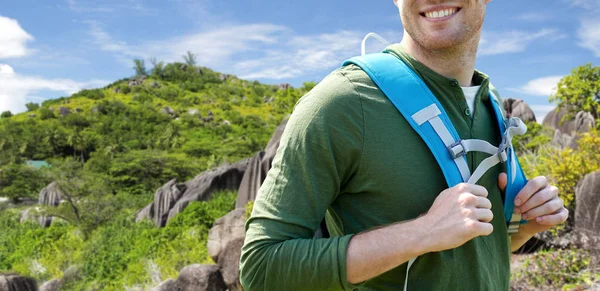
421, 183, 494, 253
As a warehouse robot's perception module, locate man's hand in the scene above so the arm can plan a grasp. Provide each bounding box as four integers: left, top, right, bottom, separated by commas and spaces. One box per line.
422, 183, 494, 253
498, 173, 569, 237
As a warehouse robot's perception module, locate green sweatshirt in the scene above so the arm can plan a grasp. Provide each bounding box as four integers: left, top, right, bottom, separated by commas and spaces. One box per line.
240, 44, 510, 291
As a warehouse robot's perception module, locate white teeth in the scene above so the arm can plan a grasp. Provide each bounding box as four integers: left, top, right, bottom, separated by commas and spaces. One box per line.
425, 8, 457, 19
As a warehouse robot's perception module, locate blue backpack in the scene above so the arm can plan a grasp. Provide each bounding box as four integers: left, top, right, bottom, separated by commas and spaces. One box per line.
342, 52, 528, 234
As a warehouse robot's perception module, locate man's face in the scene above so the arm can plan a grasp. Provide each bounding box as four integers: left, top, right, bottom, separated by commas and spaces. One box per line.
394, 0, 491, 50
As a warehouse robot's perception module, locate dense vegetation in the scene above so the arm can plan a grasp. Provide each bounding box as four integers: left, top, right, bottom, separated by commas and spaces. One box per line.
0, 55, 312, 289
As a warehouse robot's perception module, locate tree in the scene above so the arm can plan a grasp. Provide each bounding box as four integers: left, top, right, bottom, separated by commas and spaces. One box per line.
550, 63, 600, 120
133, 58, 147, 77
149, 57, 164, 77
182, 51, 197, 67
25, 102, 40, 112
1, 111, 13, 118
0, 163, 50, 202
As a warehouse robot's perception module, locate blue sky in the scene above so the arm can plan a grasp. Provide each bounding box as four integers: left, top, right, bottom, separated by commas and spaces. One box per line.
0, 0, 598, 121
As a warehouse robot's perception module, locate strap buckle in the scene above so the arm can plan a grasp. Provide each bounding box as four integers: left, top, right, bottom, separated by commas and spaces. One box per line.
447, 140, 466, 159
496, 136, 509, 163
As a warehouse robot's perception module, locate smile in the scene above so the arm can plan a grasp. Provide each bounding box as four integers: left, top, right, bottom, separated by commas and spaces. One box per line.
420, 7, 461, 19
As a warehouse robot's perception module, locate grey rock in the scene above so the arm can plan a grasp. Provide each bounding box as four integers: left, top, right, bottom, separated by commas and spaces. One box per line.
575, 170, 600, 267
153, 179, 186, 227
187, 109, 200, 116
38, 182, 65, 227
58, 106, 71, 117
219, 74, 228, 82
74, 108, 83, 113
39, 279, 60, 291
207, 209, 246, 264
179, 64, 187, 71
128, 78, 144, 87
167, 159, 248, 224
153, 278, 180, 291
279, 83, 291, 90
502, 98, 536, 123
177, 264, 226, 291
543, 107, 595, 135
61, 265, 81, 284
160, 106, 177, 118
221, 120, 231, 127
236, 115, 289, 208
544, 108, 596, 149
0, 273, 38, 291
208, 209, 246, 290
216, 238, 244, 290
135, 202, 154, 223
151, 81, 160, 88
114, 87, 121, 93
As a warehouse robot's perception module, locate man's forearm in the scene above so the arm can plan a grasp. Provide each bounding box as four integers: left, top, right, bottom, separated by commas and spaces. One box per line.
346, 217, 432, 284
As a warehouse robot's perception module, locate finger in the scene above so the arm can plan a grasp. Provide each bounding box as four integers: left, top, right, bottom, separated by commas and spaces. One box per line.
535, 208, 569, 225
497, 172, 507, 192
475, 209, 494, 223
474, 221, 494, 236
476, 197, 492, 209
461, 183, 488, 197
515, 176, 549, 207
516, 185, 558, 215
521, 197, 564, 220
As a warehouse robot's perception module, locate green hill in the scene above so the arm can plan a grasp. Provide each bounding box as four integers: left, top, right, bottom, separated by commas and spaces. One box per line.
0, 62, 314, 200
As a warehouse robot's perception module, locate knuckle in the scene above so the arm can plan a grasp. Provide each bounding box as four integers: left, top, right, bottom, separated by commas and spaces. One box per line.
461, 208, 474, 218
465, 219, 477, 231
456, 183, 468, 192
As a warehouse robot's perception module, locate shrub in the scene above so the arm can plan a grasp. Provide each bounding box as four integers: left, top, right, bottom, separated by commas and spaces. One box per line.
1, 111, 13, 118
39, 108, 56, 120
25, 102, 40, 112
512, 249, 597, 289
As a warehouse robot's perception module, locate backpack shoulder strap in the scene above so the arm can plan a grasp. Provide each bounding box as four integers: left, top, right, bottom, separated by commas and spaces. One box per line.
488, 91, 529, 232
342, 53, 470, 187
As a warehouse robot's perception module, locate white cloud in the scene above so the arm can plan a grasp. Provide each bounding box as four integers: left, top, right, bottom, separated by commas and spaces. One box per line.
570, 0, 600, 10
89, 22, 367, 80
577, 19, 600, 57
0, 16, 34, 59
0, 64, 108, 114
237, 30, 364, 80
513, 13, 549, 22
508, 76, 564, 97
479, 29, 565, 56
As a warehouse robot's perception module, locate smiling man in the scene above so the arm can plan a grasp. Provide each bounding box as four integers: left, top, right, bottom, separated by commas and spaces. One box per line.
240, 1, 568, 290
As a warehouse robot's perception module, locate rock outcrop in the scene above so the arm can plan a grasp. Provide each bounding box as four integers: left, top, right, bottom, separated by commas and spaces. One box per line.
153, 278, 180, 291
543, 108, 595, 149
138, 159, 249, 227
37, 182, 65, 227
575, 170, 600, 267
502, 98, 536, 123
207, 209, 246, 290
39, 279, 61, 291
167, 160, 248, 224
236, 115, 289, 208
177, 264, 226, 291
0, 273, 38, 291
151, 179, 186, 227
58, 107, 71, 117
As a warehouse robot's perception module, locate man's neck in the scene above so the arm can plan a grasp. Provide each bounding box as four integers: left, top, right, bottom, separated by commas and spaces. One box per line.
400, 32, 480, 87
